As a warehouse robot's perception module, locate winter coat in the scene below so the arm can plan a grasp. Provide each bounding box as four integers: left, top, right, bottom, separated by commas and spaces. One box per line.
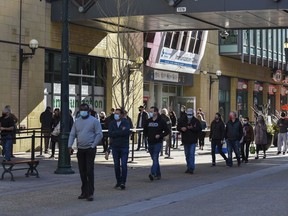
108, 118, 131, 148
277, 118, 288, 133
209, 119, 225, 140
243, 123, 254, 142
225, 118, 243, 141
254, 123, 267, 145
177, 114, 202, 144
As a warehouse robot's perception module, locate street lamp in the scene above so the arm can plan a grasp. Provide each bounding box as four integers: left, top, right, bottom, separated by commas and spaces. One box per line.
209, 70, 222, 99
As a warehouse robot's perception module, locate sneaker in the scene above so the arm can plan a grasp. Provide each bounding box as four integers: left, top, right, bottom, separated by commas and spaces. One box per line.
149, 174, 154, 181
185, 169, 190, 173
114, 183, 121, 189
283, 152, 286, 155
49, 155, 54, 159
78, 194, 87, 199
11, 155, 16, 158
189, 169, 194, 174
104, 152, 109, 160
277, 151, 281, 155
211, 163, 216, 167
86, 195, 94, 201
255, 156, 259, 159
120, 184, 126, 190
155, 175, 161, 180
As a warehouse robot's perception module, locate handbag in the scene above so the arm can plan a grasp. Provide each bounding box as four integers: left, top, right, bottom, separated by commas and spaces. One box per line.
51, 122, 60, 136
250, 143, 256, 154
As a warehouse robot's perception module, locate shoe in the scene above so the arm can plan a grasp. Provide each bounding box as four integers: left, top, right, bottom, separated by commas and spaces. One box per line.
189, 169, 194, 174
78, 194, 87, 199
114, 183, 121, 189
44, 150, 48, 154
245, 160, 248, 163
263, 154, 266, 159
149, 174, 154, 181
155, 175, 161, 180
120, 184, 126, 190
237, 161, 241, 167
255, 156, 259, 159
135, 148, 140, 151
277, 151, 281, 155
185, 169, 189, 173
283, 152, 286, 155
211, 163, 216, 167
86, 195, 94, 201
104, 152, 109, 160
49, 155, 54, 159
11, 155, 16, 158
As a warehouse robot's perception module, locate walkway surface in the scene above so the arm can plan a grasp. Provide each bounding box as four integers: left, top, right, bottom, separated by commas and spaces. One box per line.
0, 142, 287, 216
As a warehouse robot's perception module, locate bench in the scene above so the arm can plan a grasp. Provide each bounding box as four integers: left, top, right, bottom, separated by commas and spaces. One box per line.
1, 160, 40, 181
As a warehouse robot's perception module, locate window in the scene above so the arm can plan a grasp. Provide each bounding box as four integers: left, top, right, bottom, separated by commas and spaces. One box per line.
181, 32, 187, 51
164, 32, 172, 48
171, 32, 179, 49
145, 33, 156, 43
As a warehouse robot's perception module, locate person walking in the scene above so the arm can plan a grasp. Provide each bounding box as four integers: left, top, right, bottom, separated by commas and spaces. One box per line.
254, 115, 267, 159
40, 106, 53, 154
225, 111, 243, 167
0, 107, 15, 161
144, 106, 170, 181
49, 108, 61, 159
209, 113, 228, 166
68, 103, 103, 201
136, 106, 148, 151
241, 117, 254, 163
108, 108, 131, 190
177, 108, 202, 174
160, 108, 172, 156
169, 109, 177, 148
99, 111, 109, 153
276, 112, 288, 155
197, 114, 207, 150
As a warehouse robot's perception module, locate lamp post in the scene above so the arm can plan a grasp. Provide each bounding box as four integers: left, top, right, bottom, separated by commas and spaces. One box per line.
209, 70, 222, 99
54, 0, 74, 174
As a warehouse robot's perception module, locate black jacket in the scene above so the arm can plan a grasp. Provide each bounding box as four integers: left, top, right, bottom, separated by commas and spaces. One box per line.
177, 114, 202, 144
209, 119, 225, 140
277, 118, 288, 133
225, 118, 243, 141
136, 111, 148, 128
143, 115, 171, 145
40, 110, 53, 130
160, 114, 172, 130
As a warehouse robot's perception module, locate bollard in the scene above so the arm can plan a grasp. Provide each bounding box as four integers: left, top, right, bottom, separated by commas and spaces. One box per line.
31, 130, 35, 161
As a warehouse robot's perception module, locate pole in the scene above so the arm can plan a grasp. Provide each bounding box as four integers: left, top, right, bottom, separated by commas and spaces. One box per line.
18, 0, 23, 125
55, 0, 74, 174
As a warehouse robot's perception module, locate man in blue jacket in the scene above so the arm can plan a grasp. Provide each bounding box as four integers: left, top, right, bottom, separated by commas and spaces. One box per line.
108, 108, 131, 190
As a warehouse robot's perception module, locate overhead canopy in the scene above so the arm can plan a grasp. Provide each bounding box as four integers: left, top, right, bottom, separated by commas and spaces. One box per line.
51, 0, 288, 32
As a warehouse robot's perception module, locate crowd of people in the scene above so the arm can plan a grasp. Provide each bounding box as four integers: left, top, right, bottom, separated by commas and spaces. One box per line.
2, 103, 287, 202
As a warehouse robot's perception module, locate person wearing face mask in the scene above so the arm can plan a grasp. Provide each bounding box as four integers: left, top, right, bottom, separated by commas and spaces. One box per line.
0, 108, 15, 161
177, 108, 202, 174
68, 103, 103, 201
225, 111, 243, 167
241, 117, 254, 163
108, 108, 131, 190
276, 112, 288, 155
99, 111, 108, 153
136, 106, 149, 151
209, 113, 228, 166
144, 107, 170, 181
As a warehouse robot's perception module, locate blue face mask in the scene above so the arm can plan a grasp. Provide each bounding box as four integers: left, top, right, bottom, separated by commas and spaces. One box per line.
114, 114, 120, 121
80, 111, 88, 118
149, 112, 154, 118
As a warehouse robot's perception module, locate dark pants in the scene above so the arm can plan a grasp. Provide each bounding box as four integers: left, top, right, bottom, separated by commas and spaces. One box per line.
211, 139, 227, 163
148, 143, 162, 177
2, 135, 13, 161
241, 140, 251, 161
226, 139, 241, 166
112, 146, 129, 185
102, 136, 109, 152
77, 148, 96, 197
50, 135, 58, 156
256, 144, 266, 155
199, 132, 206, 147
42, 129, 51, 152
137, 132, 147, 150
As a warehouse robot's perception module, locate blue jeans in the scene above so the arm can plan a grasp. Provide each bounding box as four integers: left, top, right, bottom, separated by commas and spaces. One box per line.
184, 143, 196, 170
148, 143, 162, 177
2, 135, 13, 161
226, 139, 241, 166
112, 147, 129, 185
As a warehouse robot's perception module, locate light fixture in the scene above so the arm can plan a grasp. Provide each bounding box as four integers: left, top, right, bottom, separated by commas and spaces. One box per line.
167, 0, 182, 7
242, 83, 248, 89
219, 30, 229, 39
258, 86, 263, 91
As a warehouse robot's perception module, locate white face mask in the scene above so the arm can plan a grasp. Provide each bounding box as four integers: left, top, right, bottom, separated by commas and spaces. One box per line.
149, 112, 154, 118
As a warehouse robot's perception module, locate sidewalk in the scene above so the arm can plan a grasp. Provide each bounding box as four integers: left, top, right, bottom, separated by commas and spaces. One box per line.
0, 142, 287, 216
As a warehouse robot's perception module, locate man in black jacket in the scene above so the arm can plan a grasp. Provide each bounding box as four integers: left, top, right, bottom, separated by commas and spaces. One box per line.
143, 107, 170, 181
136, 106, 148, 151
40, 106, 53, 154
177, 108, 202, 174
209, 113, 228, 166
225, 111, 243, 167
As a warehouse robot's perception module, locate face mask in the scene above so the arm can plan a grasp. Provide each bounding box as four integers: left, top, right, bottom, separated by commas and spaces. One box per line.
114, 114, 120, 121
187, 114, 193, 119
215, 117, 219, 121
243, 121, 248, 124
149, 112, 154, 118
181, 108, 185, 112
80, 111, 88, 118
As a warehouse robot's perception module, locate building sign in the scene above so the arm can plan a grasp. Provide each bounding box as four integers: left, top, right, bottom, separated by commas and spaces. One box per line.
154, 70, 179, 83
159, 47, 199, 70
